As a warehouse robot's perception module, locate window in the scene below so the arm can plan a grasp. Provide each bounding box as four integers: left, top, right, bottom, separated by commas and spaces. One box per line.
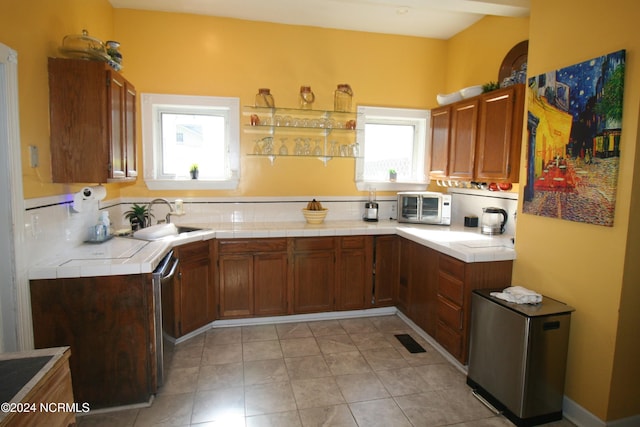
355, 106, 431, 191
141, 93, 240, 190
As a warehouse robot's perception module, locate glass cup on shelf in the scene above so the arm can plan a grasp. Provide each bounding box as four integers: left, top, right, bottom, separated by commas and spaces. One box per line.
279, 138, 289, 155
253, 139, 263, 155
294, 138, 303, 155
313, 139, 323, 156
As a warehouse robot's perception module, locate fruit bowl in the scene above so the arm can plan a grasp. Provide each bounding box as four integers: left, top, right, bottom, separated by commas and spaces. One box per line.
302, 208, 328, 224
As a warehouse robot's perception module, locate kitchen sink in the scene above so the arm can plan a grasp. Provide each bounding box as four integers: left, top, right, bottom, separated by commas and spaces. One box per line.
175, 226, 203, 234
131, 223, 208, 241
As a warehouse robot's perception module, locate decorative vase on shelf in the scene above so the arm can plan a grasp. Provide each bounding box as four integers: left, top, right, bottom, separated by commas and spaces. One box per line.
299, 86, 315, 109
389, 169, 397, 182
255, 88, 275, 108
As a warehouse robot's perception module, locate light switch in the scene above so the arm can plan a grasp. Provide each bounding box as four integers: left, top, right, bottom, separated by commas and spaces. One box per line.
29, 145, 38, 168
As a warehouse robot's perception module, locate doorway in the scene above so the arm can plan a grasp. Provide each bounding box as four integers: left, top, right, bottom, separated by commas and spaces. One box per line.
0, 43, 31, 352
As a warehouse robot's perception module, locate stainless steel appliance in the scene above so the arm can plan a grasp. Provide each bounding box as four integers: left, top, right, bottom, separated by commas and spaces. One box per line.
467, 289, 575, 426
480, 207, 508, 235
152, 250, 179, 388
397, 191, 451, 225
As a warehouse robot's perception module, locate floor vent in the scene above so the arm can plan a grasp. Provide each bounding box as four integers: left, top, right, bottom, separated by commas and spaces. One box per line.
394, 334, 426, 353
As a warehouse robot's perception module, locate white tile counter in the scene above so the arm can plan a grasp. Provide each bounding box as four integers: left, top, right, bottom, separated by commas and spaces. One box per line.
28, 220, 515, 280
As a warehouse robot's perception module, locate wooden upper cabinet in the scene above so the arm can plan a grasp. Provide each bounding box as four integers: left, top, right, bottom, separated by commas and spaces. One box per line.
475, 84, 524, 182
48, 58, 137, 183
428, 84, 524, 183
448, 99, 479, 180
429, 106, 451, 180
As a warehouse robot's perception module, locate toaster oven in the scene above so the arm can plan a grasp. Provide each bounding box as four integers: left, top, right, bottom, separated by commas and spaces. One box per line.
397, 191, 451, 225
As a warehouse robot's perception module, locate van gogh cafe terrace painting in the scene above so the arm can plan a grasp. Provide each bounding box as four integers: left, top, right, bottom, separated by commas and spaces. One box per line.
523, 49, 625, 227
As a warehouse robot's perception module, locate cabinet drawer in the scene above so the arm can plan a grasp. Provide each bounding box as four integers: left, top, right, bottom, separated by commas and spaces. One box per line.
438, 272, 464, 306
340, 236, 367, 249
294, 237, 335, 251
219, 238, 287, 253
437, 296, 462, 330
176, 240, 210, 260
436, 321, 463, 360
438, 254, 465, 281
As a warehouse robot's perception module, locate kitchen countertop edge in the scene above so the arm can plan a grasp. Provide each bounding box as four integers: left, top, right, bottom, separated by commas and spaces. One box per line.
29, 221, 516, 280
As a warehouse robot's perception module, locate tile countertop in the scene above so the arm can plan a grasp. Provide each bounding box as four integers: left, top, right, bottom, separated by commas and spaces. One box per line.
28, 220, 515, 280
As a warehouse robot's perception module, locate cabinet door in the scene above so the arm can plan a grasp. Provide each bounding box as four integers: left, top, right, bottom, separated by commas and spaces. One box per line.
408, 242, 438, 336
108, 71, 126, 179
178, 256, 212, 335
254, 252, 288, 316
293, 242, 335, 314
30, 275, 154, 407
48, 58, 110, 183
448, 99, 479, 180
373, 235, 398, 307
219, 254, 254, 318
429, 106, 451, 179
124, 82, 138, 178
336, 236, 373, 311
475, 84, 524, 182
396, 238, 412, 314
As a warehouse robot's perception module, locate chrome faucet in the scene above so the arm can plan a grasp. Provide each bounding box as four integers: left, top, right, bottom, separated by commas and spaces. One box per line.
146, 198, 175, 225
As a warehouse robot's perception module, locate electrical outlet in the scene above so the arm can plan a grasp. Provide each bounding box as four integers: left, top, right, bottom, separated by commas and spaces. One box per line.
390, 203, 397, 220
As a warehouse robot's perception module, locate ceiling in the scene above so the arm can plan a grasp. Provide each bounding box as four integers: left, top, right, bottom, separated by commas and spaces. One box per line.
109, 0, 530, 39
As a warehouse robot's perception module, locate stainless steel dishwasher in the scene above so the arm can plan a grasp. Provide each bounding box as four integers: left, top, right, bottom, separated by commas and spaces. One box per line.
467, 289, 574, 427
152, 250, 179, 388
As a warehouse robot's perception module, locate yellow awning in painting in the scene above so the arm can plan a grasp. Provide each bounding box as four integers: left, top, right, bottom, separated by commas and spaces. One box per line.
527, 86, 573, 177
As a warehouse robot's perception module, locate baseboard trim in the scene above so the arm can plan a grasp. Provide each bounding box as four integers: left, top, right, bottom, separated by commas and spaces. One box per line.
171, 306, 398, 345
563, 396, 640, 427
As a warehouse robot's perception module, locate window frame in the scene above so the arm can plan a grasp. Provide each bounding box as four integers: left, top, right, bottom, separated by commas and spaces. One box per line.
141, 93, 240, 190
355, 105, 431, 192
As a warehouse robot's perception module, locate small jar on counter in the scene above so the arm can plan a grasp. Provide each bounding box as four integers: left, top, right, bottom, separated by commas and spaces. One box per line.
255, 88, 275, 108
334, 84, 353, 112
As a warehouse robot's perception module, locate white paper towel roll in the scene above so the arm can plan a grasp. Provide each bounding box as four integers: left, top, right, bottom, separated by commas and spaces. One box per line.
72, 185, 107, 212
81, 185, 106, 201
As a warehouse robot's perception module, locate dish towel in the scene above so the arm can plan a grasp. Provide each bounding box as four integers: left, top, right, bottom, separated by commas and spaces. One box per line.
490, 286, 543, 304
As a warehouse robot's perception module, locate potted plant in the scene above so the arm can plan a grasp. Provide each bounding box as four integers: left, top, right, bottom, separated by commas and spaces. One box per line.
189, 164, 199, 179
123, 203, 152, 230
389, 169, 397, 182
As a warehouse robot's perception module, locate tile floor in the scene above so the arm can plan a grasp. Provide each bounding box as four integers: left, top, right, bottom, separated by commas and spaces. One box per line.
77, 315, 576, 426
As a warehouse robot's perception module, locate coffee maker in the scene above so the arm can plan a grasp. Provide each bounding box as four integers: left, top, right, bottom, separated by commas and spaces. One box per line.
363, 188, 378, 222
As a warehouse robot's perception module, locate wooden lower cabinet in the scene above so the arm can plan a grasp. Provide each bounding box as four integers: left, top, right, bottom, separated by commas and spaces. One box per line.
407, 242, 439, 337
218, 238, 288, 318
292, 237, 336, 313
0, 348, 76, 427
372, 235, 399, 307
336, 236, 374, 311
396, 237, 412, 314
30, 274, 156, 409
434, 252, 513, 363
254, 252, 289, 316
172, 240, 216, 336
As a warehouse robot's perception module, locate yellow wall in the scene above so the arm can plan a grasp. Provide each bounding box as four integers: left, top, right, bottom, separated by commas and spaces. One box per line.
113, 9, 448, 199
0, 0, 118, 199
445, 15, 530, 93
4, 0, 637, 422
512, 0, 640, 421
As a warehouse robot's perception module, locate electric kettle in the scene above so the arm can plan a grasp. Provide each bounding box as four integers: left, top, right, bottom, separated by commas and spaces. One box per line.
481, 207, 508, 235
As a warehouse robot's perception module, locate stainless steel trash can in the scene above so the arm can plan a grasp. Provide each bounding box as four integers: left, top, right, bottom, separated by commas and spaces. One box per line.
467, 289, 575, 427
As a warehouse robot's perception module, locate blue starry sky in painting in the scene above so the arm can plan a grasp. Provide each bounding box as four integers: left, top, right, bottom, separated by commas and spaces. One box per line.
554, 50, 625, 120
